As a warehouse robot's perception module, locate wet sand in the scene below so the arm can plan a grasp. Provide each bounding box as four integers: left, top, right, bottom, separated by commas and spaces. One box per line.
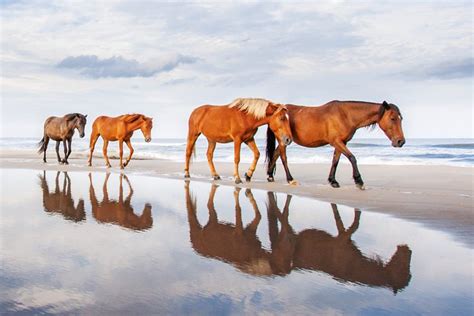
1, 149, 473, 246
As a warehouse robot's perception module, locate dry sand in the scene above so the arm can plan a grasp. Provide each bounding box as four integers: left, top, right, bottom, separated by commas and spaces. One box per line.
1, 149, 472, 246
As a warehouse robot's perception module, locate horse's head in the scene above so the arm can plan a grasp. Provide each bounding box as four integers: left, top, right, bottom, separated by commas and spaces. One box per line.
267, 103, 292, 146
140, 116, 153, 142
378, 102, 405, 148
70, 114, 87, 138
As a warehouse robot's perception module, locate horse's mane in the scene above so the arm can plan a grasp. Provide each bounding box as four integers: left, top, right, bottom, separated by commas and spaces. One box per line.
229, 98, 273, 119
64, 113, 83, 121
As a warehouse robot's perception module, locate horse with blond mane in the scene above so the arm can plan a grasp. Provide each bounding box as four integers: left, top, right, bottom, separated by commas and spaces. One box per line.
185, 98, 292, 184
88, 114, 153, 169
266, 100, 405, 189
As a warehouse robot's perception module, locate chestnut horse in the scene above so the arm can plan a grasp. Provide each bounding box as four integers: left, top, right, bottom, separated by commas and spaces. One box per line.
185, 98, 292, 184
267, 101, 405, 189
38, 113, 87, 164
88, 114, 153, 169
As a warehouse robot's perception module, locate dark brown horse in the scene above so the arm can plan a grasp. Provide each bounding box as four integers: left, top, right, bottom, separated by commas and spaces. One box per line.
88, 114, 153, 169
267, 192, 412, 293
38, 113, 87, 164
266, 101, 405, 189
38, 171, 85, 222
185, 98, 292, 184
89, 173, 153, 231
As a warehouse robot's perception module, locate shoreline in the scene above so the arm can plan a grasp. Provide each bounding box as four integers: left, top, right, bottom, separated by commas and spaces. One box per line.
1, 150, 473, 247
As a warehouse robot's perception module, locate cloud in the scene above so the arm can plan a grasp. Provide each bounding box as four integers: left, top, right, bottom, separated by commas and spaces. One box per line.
57, 54, 197, 78
421, 58, 473, 80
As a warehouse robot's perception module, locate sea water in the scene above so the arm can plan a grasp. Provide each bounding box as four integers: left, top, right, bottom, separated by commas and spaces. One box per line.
1, 137, 473, 167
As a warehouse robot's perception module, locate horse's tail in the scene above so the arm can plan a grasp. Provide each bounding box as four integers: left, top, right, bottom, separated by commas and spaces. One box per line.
38, 137, 46, 154
265, 126, 276, 174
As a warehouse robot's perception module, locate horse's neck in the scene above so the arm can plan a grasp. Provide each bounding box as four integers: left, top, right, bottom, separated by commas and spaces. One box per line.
345, 102, 381, 128
126, 119, 144, 132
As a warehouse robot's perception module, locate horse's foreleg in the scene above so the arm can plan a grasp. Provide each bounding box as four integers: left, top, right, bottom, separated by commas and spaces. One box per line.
123, 140, 134, 167
267, 146, 281, 182
244, 138, 260, 182
62, 139, 68, 164
119, 140, 124, 169
332, 140, 364, 190
279, 145, 295, 184
184, 132, 200, 178
55, 141, 62, 164
206, 141, 220, 180
65, 138, 72, 162
88, 132, 99, 167
102, 140, 111, 168
233, 140, 243, 184
328, 149, 342, 188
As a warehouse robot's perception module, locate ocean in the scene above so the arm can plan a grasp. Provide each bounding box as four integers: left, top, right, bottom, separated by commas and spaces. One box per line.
1, 137, 472, 167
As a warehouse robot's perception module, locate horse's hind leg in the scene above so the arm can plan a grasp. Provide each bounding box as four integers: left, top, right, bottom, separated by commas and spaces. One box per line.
43, 136, 50, 163
206, 140, 220, 180
328, 149, 342, 188
244, 138, 260, 182
267, 147, 281, 182
102, 139, 111, 168
88, 131, 100, 167
233, 139, 243, 184
184, 131, 200, 178
55, 141, 62, 164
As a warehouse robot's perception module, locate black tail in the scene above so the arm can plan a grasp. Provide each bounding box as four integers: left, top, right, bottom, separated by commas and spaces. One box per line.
38, 137, 46, 154
265, 127, 276, 175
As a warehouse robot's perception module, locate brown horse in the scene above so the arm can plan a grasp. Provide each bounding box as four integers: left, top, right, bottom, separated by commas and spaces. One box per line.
185, 98, 292, 184
266, 101, 405, 189
38, 113, 87, 164
38, 171, 86, 222
88, 114, 153, 169
89, 173, 153, 231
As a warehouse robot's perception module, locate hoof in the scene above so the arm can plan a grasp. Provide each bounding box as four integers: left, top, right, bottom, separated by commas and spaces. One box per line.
213, 175, 221, 180
63, 161, 69, 165
43, 160, 47, 163
329, 181, 340, 188
235, 178, 243, 184
267, 176, 274, 182
289, 180, 299, 186
106, 164, 111, 168
356, 183, 365, 190
120, 166, 124, 170
245, 188, 252, 197
245, 173, 251, 182
88, 163, 92, 167
184, 174, 190, 179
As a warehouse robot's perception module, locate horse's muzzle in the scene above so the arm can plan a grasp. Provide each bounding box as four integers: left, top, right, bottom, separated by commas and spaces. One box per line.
80, 133, 85, 138
282, 135, 292, 146
393, 139, 405, 148
145, 138, 152, 143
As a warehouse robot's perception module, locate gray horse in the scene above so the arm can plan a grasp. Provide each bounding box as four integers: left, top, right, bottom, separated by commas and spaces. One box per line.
38, 113, 87, 164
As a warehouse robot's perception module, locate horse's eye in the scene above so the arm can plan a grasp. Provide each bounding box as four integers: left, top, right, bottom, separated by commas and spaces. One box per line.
391, 117, 396, 121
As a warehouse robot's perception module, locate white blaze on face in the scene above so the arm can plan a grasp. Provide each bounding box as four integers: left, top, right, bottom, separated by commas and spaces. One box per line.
285, 113, 289, 120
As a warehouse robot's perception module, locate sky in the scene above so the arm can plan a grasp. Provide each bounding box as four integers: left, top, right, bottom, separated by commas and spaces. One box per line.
1, 0, 472, 139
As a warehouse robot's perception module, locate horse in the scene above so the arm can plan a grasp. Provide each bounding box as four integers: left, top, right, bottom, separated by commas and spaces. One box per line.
38, 113, 87, 164
87, 114, 153, 169
89, 173, 153, 231
184, 98, 292, 184
266, 100, 405, 189
38, 171, 86, 222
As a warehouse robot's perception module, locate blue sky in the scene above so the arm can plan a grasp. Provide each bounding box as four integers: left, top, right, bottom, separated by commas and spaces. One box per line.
1, 0, 472, 138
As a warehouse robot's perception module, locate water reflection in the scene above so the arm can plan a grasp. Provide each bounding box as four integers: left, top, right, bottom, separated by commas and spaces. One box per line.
185, 183, 412, 293
38, 171, 85, 222
89, 173, 153, 231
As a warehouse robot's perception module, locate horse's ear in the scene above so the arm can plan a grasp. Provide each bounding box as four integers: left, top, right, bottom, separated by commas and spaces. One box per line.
85, 114, 88, 118
382, 101, 390, 109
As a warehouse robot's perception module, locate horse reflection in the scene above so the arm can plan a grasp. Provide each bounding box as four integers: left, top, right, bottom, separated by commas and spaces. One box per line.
268, 193, 412, 293
89, 173, 153, 231
185, 184, 412, 292
186, 183, 276, 275
38, 171, 85, 222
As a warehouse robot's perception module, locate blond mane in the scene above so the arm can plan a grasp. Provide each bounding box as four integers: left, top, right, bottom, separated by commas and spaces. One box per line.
228, 98, 273, 119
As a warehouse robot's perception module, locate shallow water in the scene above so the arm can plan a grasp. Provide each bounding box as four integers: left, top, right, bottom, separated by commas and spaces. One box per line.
1, 169, 472, 315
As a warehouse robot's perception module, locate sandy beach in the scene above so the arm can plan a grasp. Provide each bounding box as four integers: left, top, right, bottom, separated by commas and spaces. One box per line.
1, 149, 472, 246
